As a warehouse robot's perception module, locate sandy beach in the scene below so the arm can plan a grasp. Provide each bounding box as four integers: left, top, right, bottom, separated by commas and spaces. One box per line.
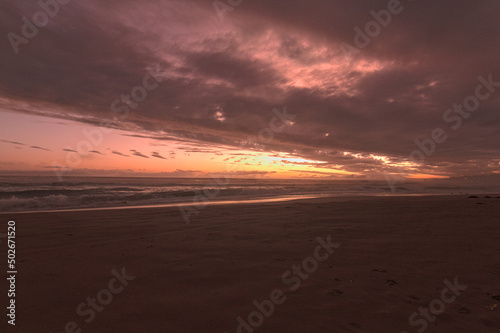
2, 195, 500, 333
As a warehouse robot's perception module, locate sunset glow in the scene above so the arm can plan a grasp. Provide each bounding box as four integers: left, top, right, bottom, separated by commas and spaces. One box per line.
1, 0, 499, 180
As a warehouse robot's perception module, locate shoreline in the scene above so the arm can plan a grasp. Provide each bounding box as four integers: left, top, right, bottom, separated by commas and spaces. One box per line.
2, 192, 498, 215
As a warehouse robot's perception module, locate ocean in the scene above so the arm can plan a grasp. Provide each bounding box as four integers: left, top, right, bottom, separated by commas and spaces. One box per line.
0, 175, 499, 213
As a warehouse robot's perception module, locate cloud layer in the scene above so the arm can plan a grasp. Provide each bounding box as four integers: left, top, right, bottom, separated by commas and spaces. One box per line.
1, 0, 499, 177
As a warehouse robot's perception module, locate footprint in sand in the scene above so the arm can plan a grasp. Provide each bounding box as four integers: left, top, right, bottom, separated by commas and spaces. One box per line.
386, 279, 399, 286
328, 289, 344, 295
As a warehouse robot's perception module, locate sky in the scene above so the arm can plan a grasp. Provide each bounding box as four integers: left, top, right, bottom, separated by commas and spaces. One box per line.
0, 0, 499, 179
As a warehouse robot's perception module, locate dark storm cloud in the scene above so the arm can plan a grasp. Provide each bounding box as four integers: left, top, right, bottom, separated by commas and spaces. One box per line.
111, 151, 129, 157
130, 150, 149, 158
151, 151, 167, 160
184, 50, 283, 89
1, 140, 25, 146
1, 0, 499, 176
30, 145, 51, 151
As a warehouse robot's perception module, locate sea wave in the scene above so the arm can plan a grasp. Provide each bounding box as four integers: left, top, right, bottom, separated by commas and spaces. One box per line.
1, 175, 499, 212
